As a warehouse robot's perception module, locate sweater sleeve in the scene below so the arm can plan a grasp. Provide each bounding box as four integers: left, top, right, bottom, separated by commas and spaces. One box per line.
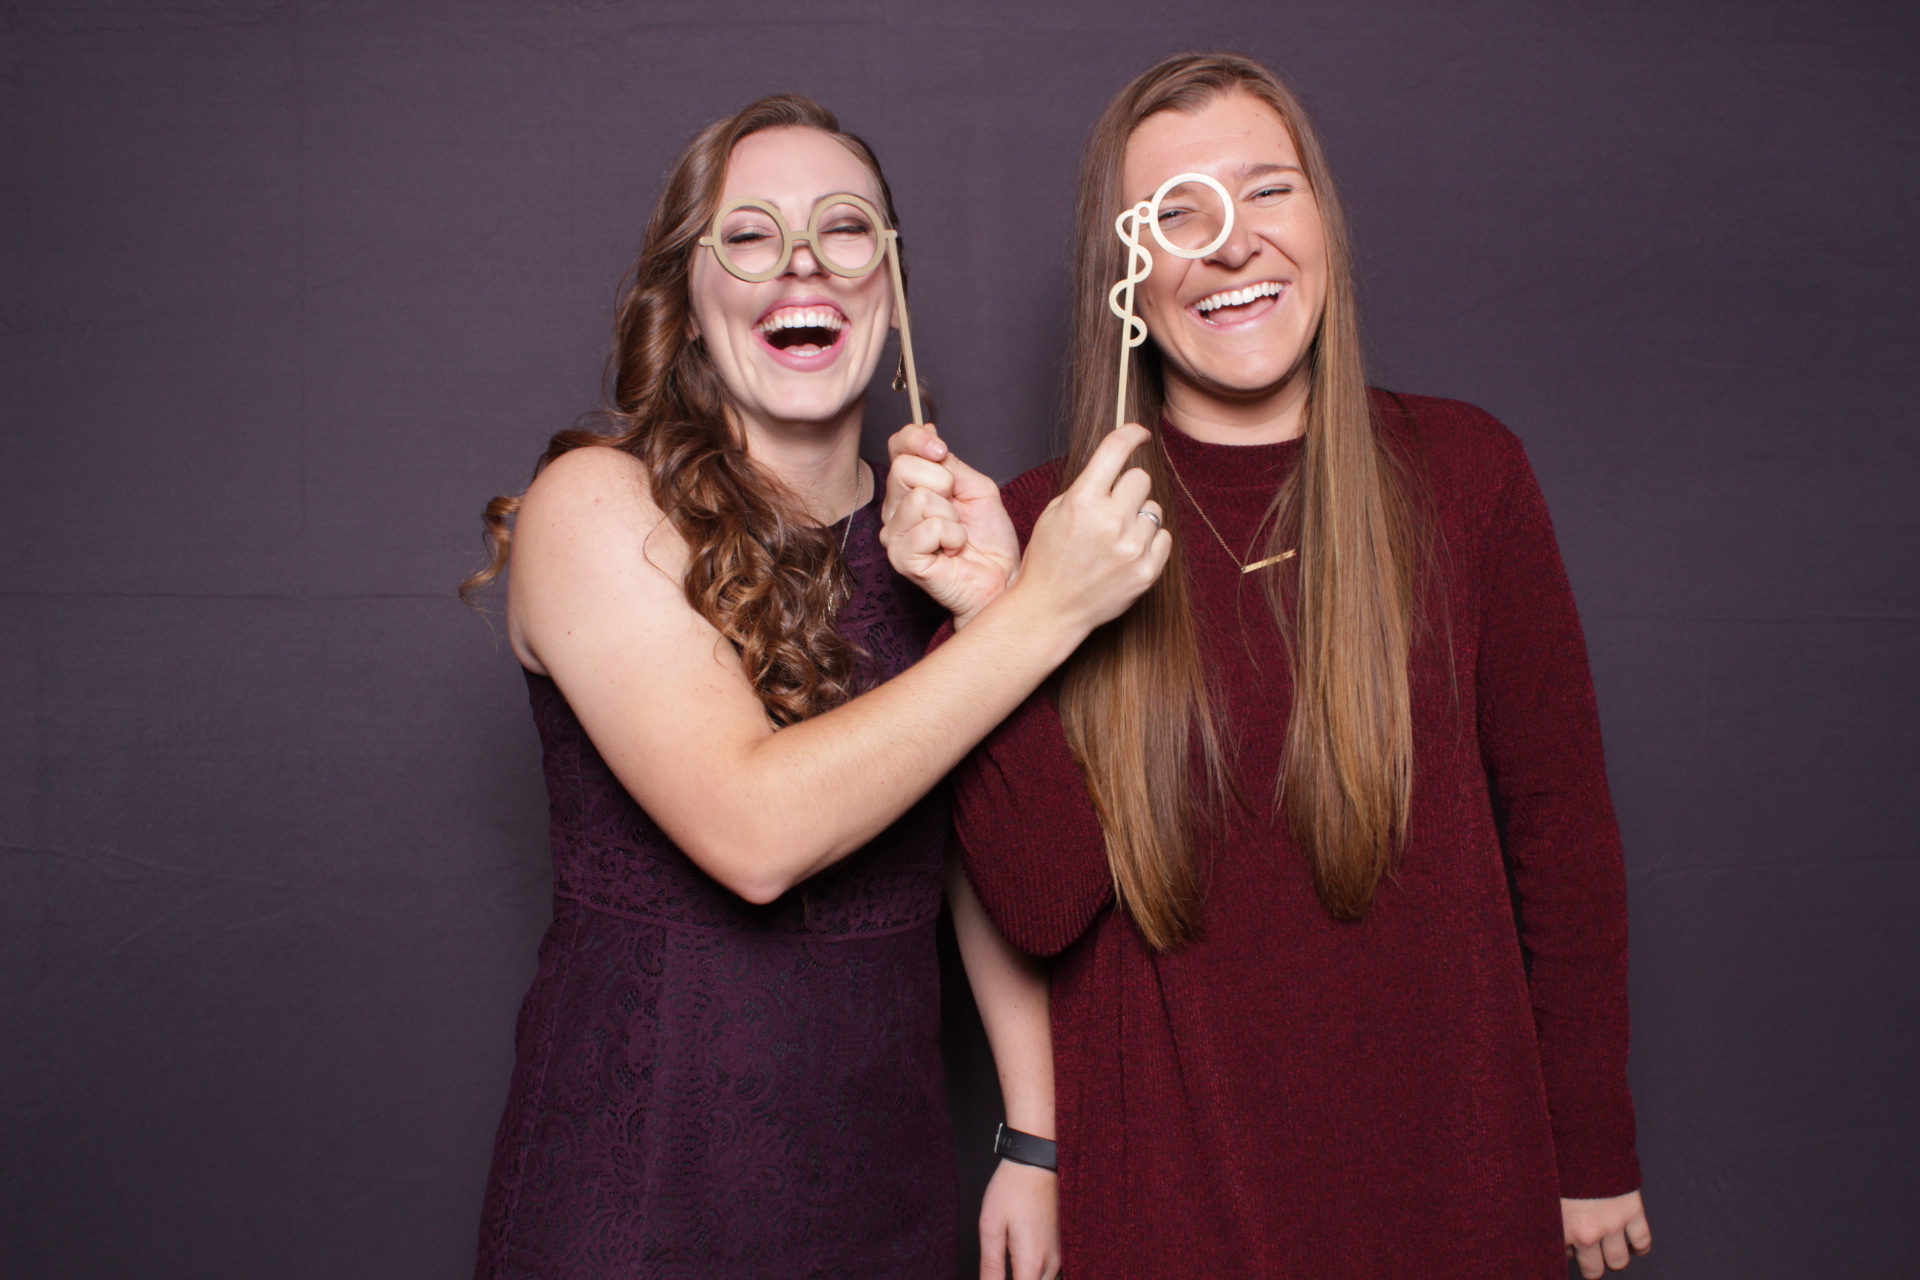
943, 461, 1117, 957
1475, 446, 1643, 1198
954, 686, 1116, 956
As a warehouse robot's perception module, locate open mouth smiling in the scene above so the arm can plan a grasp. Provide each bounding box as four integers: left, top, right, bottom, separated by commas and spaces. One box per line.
755, 303, 849, 358
1192, 280, 1286, 325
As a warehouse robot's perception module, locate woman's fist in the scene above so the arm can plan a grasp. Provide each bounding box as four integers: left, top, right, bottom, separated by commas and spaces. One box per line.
879, 422, 1022, 627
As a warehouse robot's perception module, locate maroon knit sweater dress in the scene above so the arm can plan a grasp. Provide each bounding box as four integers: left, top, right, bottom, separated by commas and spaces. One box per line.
953, 392, 1640, 1280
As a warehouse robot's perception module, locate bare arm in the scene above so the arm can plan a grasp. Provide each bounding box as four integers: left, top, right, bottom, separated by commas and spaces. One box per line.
507, 427, 1168, 905
948, 851, 1059, 1280
949, 850, 1055, 1140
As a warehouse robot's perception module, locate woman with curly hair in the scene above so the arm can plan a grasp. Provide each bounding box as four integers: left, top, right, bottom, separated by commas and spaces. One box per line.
466, 94, 1166, 1279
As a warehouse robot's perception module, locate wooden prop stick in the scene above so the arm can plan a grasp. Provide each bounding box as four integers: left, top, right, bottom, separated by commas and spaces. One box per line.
1106, 172, 1236, 433
1109, 205, 1152, 433
884, 239, 926, 428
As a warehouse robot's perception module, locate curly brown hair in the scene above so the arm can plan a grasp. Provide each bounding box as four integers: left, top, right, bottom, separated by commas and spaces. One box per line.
462, 95, 918, 727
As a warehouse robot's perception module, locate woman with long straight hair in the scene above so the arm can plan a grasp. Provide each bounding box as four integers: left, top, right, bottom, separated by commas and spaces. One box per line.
884, 53, 1650, 1279
465, 94, 1167, 1278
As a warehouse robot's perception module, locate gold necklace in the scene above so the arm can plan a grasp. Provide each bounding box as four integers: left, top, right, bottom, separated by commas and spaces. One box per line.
1161, 445, 1296, 574
829, 461, 868, 611
835, 461, 867, 560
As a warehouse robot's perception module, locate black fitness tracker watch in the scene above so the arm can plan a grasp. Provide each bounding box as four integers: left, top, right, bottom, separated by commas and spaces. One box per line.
993, 1122, 1059, 1172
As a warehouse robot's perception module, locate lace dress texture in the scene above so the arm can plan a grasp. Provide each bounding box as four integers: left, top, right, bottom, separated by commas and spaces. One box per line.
475, 485, 955, 1279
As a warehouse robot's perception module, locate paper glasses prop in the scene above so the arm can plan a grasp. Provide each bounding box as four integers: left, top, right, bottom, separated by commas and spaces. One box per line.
698, 192, 926, 428
1108, 172, 1236, 431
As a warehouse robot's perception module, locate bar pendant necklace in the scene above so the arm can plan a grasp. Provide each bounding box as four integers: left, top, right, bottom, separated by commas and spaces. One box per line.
1162, 446, 1297, 573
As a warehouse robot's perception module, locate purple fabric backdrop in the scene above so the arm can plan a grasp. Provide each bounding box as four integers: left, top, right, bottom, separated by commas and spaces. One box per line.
3, 2, 1915, 1277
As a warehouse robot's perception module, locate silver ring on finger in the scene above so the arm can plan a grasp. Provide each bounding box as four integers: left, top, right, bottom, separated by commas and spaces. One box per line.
1138, 508, 1162, 528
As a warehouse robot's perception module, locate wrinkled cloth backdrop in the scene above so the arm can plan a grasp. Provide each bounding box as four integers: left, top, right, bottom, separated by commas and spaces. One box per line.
2, 2, 1915, 1277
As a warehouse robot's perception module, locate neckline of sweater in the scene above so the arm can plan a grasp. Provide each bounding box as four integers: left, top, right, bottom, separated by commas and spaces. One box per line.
1159, 420, 1304, 491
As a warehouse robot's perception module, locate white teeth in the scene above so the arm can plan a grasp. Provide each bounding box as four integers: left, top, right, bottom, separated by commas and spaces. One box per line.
1195, 281, 1282, 314
757, 306, 847, 333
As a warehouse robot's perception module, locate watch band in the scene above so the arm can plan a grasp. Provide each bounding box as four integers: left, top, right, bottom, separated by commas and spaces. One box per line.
993, 1122, 1058, 1172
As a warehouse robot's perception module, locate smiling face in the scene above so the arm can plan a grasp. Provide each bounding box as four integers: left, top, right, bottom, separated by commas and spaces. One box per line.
1122, 91, 1328, 434
688, 126, 896, 434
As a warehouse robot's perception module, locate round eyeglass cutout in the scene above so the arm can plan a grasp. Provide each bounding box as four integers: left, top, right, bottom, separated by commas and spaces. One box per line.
1146, 172, 1235, 260
702, 193, 890, 284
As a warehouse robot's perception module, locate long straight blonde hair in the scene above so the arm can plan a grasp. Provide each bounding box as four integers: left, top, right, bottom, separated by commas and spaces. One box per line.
1057, 53, 1434, 944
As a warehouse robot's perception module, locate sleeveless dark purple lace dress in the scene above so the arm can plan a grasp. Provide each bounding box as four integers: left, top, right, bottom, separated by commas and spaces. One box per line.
475, 483, 954, 1279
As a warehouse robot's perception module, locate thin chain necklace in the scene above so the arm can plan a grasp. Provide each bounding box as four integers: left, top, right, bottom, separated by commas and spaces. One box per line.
835, 460, 868, 555
829, 460, 868, 610
1161, 443, 1297, 574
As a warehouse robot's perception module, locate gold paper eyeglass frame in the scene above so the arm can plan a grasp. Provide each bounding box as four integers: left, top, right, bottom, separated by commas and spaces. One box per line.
1107, 171, 1236, 433
698, 192, 926, 428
